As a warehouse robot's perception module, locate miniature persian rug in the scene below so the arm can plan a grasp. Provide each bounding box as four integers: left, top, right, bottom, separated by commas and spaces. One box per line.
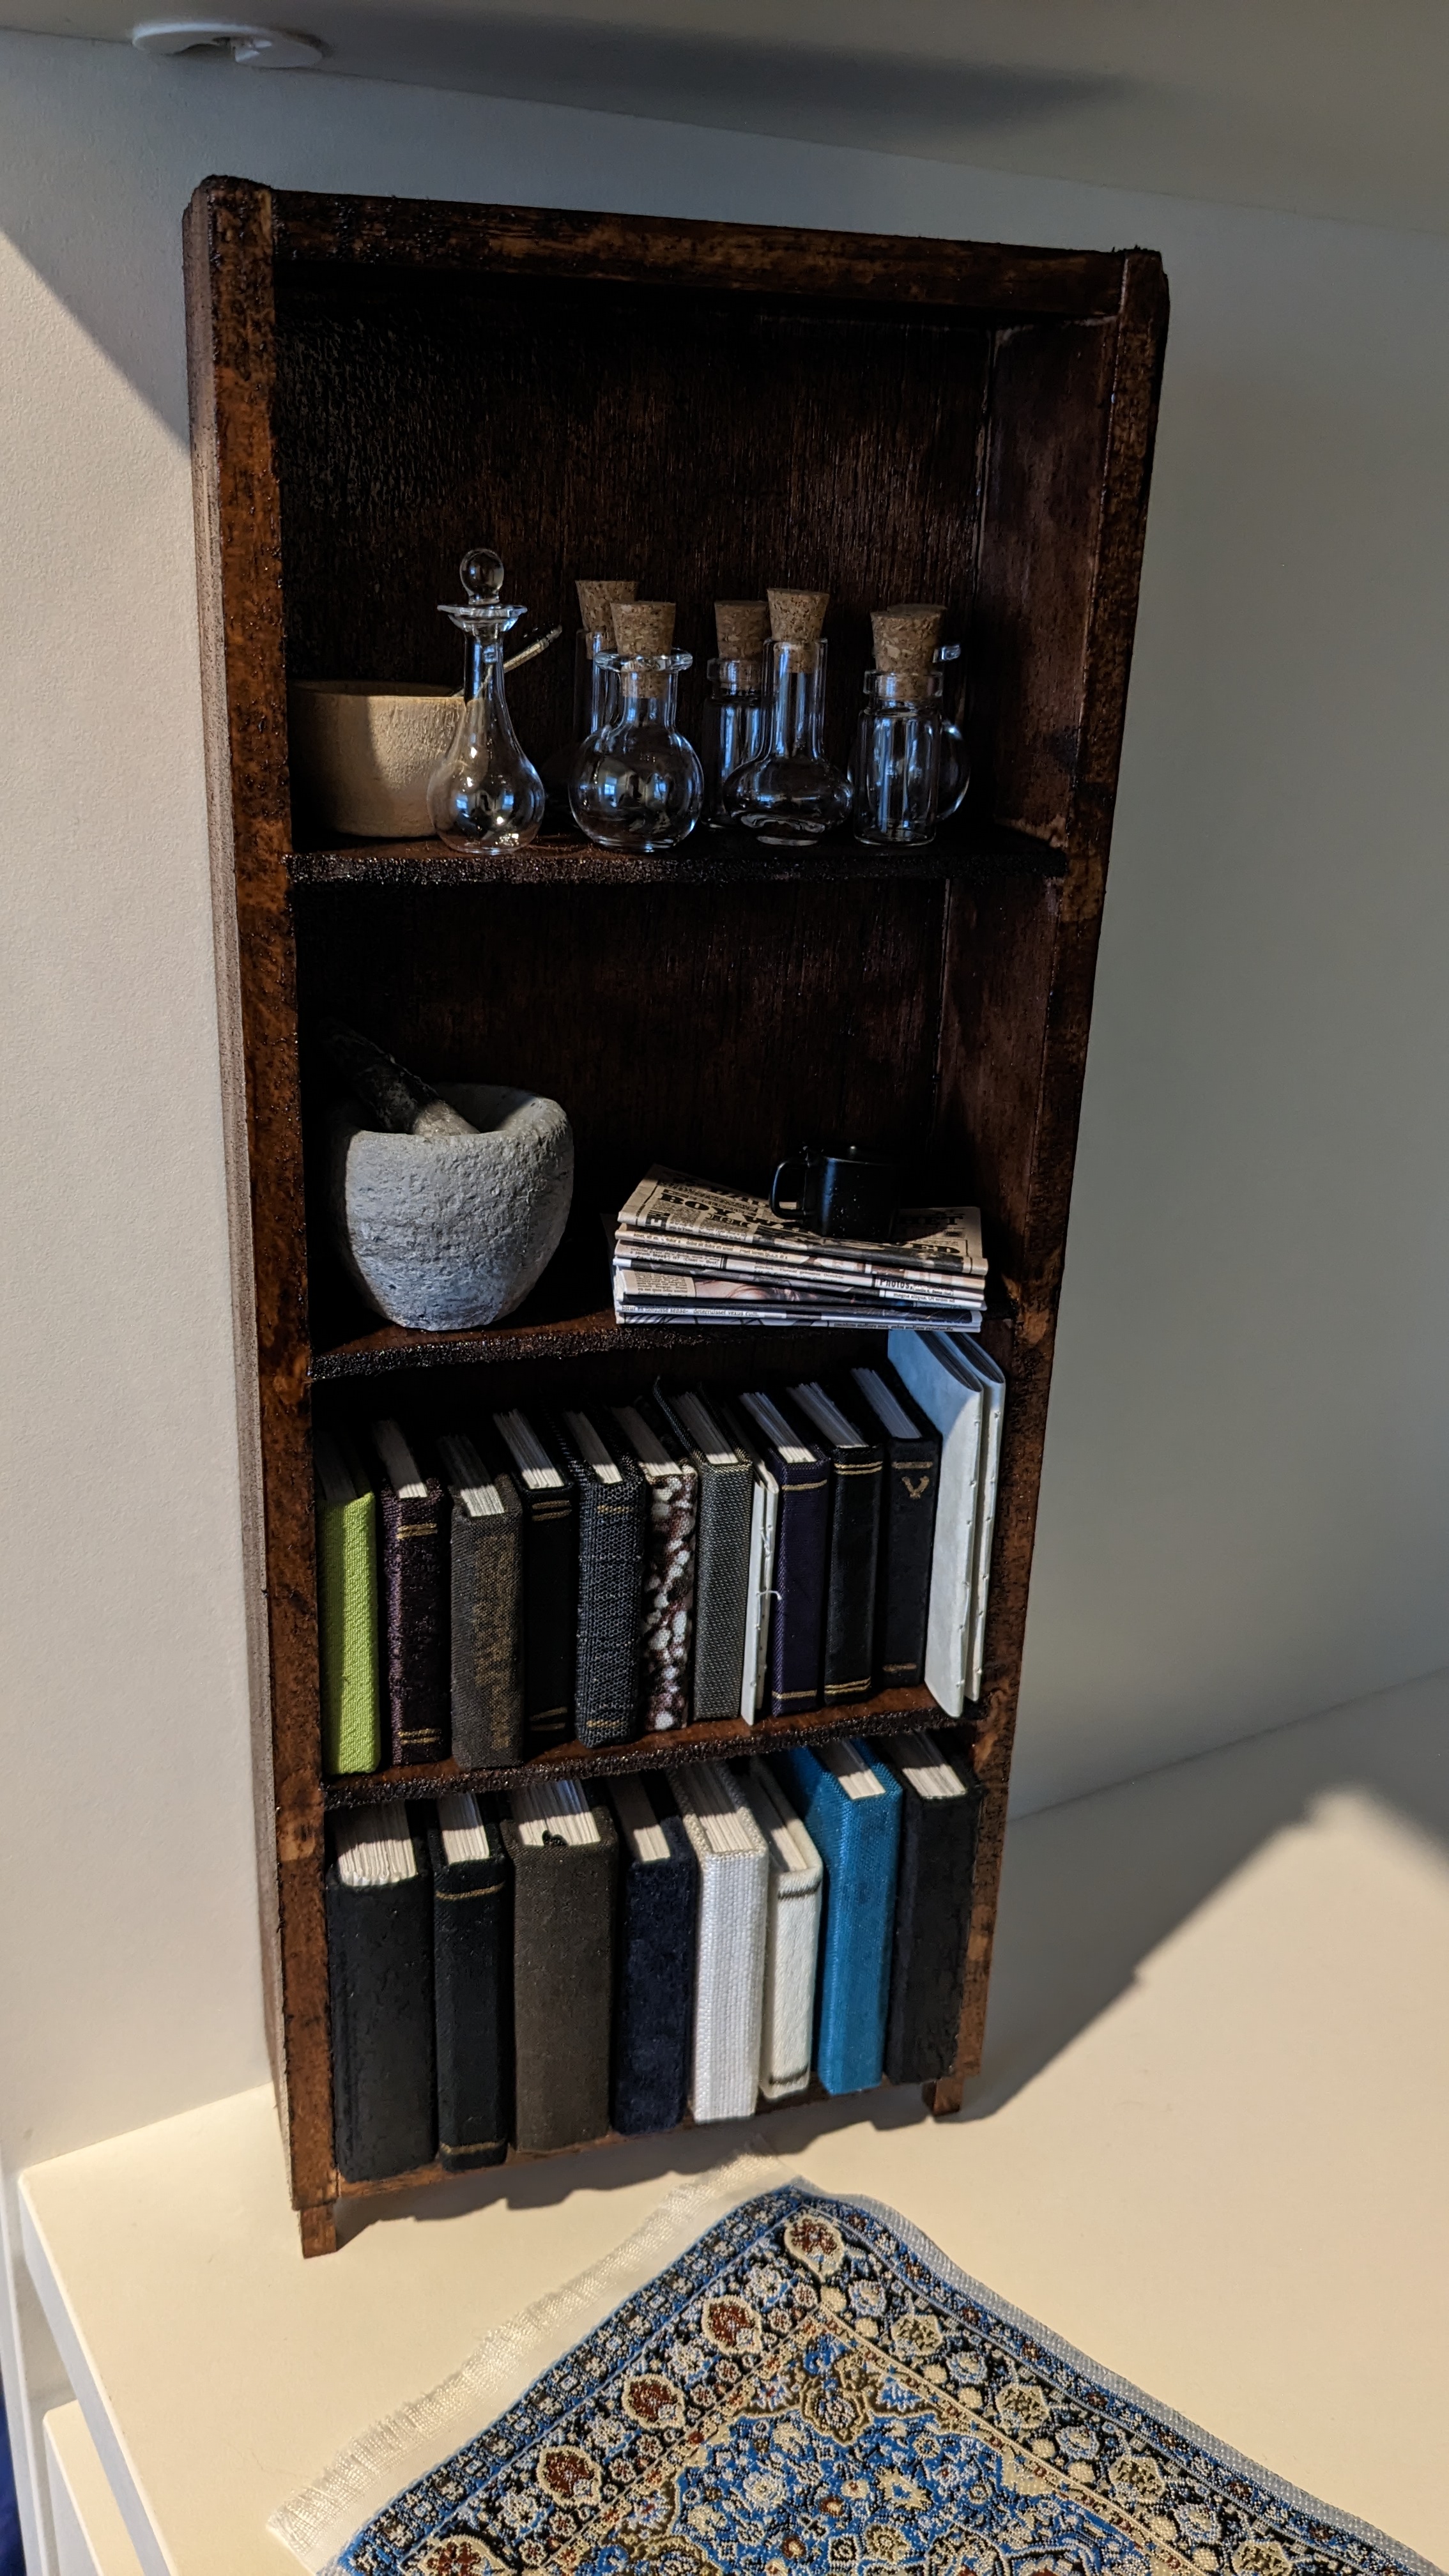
272, 2158, 1436, 2576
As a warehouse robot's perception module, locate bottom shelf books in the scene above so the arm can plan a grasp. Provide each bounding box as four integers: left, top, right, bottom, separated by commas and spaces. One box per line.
326, 1731, 979, 2184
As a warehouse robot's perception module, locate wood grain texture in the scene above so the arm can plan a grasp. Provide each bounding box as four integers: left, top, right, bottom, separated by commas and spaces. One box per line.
184, 178, 335, 2218
185, 178, 1167, 2228
270, 192, 1126, 319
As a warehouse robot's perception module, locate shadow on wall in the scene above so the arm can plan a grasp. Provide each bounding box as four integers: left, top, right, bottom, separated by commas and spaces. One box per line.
331, 1667, 1449, 2247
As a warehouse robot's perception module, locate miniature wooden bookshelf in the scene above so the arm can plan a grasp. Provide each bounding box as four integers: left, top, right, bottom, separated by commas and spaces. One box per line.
184, 178, 1167, 2257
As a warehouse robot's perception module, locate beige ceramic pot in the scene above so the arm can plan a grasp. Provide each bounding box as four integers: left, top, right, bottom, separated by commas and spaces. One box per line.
289, 681, 460, 838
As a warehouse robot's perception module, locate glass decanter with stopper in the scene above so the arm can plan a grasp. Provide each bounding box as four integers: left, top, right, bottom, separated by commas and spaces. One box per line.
568, 600, 703, 852
850, 606, 969, 848
428, 546, 546, 853
721, 589, 850, 847
702, 599, 769, 825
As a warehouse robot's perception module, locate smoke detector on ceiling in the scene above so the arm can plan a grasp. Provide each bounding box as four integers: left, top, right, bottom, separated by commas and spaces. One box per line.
131, 19, 323, 65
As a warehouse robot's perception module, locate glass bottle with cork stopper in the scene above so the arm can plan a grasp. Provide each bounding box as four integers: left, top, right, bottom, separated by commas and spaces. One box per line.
850, 602, 969, 848
427, 546, 546, 852
703, 599, 768, 825
567, 599, 703, 852
722, 588, 851, 846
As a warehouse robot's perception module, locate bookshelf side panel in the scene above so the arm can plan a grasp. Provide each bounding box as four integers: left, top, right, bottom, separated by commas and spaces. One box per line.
184, 176, 335, 2212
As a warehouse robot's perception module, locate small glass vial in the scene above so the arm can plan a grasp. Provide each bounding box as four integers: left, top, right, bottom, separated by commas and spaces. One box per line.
851, 666, 969, 848
428, 548, 546, 852
569, 652, 703, 852
573, 623, 621, 746
722, 636, 850, 847
703, 655, 765, 824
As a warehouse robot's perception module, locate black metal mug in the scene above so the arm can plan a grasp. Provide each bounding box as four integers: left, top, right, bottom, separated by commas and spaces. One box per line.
770, 1144, 902, 1241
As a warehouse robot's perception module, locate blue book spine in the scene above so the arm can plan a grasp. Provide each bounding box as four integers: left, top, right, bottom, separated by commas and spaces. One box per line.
773, 1743, 903, 2094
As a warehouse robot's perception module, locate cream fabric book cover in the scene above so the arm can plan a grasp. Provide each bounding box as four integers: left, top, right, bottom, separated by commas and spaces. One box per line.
742, 1760, 823, 2101
673, 1765, 769, 2120
887, 1328, 983, 1717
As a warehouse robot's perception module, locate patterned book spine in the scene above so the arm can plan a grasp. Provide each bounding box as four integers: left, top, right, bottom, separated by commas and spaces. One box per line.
689, 1458, 753, 1721
639, 1462, 698, 1730
555, 1425, 647, 1747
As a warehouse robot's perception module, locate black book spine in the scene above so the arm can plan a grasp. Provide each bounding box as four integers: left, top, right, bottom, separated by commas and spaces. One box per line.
883, 1784, 979, 2083
503, 1807, 618, 2151
427, 1825, 512, 2172
522, 1485, 576, 1754
326, 1831, 436, 2182
450, 1478, 526, 1768
877, 1432, 941, 1690
611, 1812, 698, 2136
822, 1446, 884, 1705
379, 1476, 450, 1766
556, 1426, 647, 1747
765, 1456, 831, 1719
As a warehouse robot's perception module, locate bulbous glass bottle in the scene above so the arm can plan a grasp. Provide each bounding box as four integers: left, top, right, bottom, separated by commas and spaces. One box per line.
427, 548, 546, 854
721, 637, 850, 847
568, 652, 703, 852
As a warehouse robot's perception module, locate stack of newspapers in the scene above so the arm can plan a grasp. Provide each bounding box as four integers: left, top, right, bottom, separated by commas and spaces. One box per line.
611, 1167, 988, 1329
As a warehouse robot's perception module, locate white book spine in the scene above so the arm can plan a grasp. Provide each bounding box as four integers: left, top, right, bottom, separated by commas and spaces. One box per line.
889, 1328, 983, 1719
683, 1838, 769, 2123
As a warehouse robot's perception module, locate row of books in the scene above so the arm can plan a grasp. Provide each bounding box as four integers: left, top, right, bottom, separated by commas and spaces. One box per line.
329, 1734, 978, 2182
611, 1167, 989, 1328
315, 1330, 1004, 1775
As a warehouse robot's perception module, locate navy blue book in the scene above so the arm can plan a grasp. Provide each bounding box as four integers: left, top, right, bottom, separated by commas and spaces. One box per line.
737, 1390, 829, 1717
773, 1738, 903, 2095
608, 1777, 698, 2135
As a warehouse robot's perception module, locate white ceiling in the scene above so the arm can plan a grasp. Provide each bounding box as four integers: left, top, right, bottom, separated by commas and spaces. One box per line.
10, 0, 1449, 238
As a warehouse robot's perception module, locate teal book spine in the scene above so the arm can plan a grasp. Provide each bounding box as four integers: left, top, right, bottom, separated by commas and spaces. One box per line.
773, 1743, 903, 2094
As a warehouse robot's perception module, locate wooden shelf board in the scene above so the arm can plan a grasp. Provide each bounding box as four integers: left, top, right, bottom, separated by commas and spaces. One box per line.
329, 2071, 915, 2203
286, 818, 1065, 893
323, 1685, 964, 1806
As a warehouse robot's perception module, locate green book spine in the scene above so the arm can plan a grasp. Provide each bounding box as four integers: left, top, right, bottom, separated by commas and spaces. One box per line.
319, 1489, 381, 1774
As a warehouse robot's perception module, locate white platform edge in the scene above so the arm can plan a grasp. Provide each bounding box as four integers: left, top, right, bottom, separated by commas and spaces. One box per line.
22, 2190, 172, 2576
45, 2405, 146, 2576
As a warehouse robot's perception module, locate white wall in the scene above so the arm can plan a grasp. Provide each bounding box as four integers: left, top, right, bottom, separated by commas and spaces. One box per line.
3, 25, 1449, 2561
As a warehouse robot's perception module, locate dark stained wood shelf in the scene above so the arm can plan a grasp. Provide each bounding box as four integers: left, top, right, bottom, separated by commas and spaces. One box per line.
186, 178, 1166, 2253
324, 1687, 958, 1807
287, 816, 1064, 891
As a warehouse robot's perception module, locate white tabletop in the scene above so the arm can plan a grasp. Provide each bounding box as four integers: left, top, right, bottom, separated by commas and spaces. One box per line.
22, 1678, 1449, 2576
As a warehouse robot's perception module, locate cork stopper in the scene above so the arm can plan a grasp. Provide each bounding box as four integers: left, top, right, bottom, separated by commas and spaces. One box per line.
576, 578, 636, 633
871, 602, 946, 678
714, 599, 769, 659
767, 588, 829, 647
611, 598, 676, 654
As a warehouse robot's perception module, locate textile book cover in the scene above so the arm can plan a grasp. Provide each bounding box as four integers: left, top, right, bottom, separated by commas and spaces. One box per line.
426, 1795, 512, 2172
613, 1400, 698, 1733
887, 1329, 983, 1718
326, 1809, 435, 2183
786, 1382, 884, 1705
774, 1738, 903, 2094
314, 1432, 380, 1777
847, 1363, 941, 1689
502, 1783, 618, 2152
608, 1777, 698, 2137
553, 1410, 648, 1745
492, 1409, 577, 1753
656, 1384, 754, 1722
882, 1731, 978, 2083
368, 1420, 449, 1768
740, 1759, 822, 2102
436, 1432, 525, 1768
673, 1765, 769, 2123
737, 1392, 829, 1719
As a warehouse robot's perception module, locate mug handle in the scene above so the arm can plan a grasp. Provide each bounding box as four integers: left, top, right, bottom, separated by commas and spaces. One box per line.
770, 1157, 806, 1220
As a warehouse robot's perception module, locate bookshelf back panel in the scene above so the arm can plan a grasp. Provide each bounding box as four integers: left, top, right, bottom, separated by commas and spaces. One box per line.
273, 265, 993, 796
294, 878, 953, 1315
